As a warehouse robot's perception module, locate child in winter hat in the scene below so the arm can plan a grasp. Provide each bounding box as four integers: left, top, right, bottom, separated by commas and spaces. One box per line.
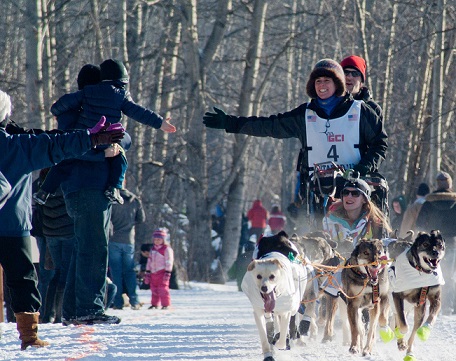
145, 228, 174, 309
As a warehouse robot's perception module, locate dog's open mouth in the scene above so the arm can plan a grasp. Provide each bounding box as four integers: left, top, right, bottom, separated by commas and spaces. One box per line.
365, 266, 379, 285
261, 289, 276, 313
424, 256, 441, 269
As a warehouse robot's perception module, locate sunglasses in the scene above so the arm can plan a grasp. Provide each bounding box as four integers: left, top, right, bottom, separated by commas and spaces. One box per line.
341, 189, 361, 197
344, 70, 362, 78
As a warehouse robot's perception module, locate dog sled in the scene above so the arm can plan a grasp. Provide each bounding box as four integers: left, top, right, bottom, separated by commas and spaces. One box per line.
294, 160, 389, 236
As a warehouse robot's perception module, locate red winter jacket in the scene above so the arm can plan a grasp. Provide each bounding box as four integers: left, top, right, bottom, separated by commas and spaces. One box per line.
247, 200, 269, 229
268, 210, 286, 232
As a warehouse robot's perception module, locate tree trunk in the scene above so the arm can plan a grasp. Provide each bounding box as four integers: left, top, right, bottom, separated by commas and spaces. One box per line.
429, 0, 445, 181
180, 0, 213, 281
25, 0, 45, 128
220, 0, 268, 274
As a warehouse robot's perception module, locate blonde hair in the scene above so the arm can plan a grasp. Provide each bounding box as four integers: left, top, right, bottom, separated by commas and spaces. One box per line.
330, 197, 391, 234
0, 90, 12, 122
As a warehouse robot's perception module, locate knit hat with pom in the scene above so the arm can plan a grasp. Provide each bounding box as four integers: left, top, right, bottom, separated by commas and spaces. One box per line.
306, 59, 346, 99
153, 228, 168, 240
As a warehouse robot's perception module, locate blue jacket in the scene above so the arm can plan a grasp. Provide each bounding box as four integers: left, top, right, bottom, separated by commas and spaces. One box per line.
50, 81, 163, 129
0, 129, 92, 237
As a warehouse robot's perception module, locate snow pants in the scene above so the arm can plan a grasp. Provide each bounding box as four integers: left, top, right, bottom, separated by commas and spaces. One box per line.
150, 270, 171, 307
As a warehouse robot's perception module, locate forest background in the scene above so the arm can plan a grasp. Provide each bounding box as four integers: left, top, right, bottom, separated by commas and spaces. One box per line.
1, 0, 454, 283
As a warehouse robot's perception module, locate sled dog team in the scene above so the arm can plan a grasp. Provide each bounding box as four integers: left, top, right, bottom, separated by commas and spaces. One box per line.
242, 230, 445, 361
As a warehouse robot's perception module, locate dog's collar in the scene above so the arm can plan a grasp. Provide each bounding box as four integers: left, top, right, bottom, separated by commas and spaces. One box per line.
347, 261, 367, 279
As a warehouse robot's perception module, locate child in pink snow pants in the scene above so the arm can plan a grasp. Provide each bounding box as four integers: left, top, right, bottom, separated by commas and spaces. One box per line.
145, 228, 174, 309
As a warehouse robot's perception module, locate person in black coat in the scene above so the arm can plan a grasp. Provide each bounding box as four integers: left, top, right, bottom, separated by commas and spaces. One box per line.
416, 171, 456, 315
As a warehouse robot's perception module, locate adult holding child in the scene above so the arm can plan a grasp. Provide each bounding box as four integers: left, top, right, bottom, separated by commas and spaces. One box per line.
56, 59, 176, 325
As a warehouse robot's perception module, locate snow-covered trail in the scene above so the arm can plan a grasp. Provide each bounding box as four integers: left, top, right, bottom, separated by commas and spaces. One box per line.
1, 282, 455, 361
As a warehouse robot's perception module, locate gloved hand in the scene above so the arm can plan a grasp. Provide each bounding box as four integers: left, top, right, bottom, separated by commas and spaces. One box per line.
353, 163, 370, 176
203, 107, 227, 129
89, 116, 125, 134
90, 129, 125, 147
343, 169, 360, 180
163, 271, 171, 282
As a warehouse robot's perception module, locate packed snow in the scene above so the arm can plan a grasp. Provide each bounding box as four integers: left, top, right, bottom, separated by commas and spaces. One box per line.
1, 281, 455, 361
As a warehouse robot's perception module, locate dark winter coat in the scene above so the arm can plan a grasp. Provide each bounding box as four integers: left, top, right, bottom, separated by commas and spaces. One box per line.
416, 190, 456, 247
0, 171, 11, 209
353, 86, 383, 119
42, 187, 75, 238
110, 189, 146, 245
224, 93, 387, 174
50, 81, 163, 130
0, 128, 93, 237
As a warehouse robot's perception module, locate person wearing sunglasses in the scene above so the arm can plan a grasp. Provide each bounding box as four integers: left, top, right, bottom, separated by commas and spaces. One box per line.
340, 55, 383, 121
322, 178, 391, 248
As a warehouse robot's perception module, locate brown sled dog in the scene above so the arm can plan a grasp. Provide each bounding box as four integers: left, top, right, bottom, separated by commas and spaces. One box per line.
324, 238, 391, 356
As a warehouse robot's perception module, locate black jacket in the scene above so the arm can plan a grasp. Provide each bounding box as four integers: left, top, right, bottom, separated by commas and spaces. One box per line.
109, 189, 146, 245
224, 93, 387, 174
42, 187, 74, 238
353, 86, 383, 119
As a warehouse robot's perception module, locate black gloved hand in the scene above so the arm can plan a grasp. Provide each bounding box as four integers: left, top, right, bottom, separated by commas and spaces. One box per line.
203, 107, 227, 129
90, 129, 125, 147
353, 164, 369, 176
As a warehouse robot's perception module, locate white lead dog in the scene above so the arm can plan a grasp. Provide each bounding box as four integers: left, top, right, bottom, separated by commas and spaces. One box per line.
241, 251, 307, 361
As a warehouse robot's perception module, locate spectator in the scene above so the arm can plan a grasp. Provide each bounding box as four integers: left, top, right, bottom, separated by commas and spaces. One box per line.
268, 204, 287, 234
247, 199, 269, 242
39, 167, 75, 324
145, 229, 174, 309
228, 240, 255, 292
109, 183, 146, 310
390, 195, 407, 233
0, 89, 123, 348
399, 182, 430, 237
51, 59, 171, 326
416, 171, 456, 314
30, 176, 55, 323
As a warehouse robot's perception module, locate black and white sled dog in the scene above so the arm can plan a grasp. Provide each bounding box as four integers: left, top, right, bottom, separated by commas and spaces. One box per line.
389, 230, 445, 361
241, 231, 307, 361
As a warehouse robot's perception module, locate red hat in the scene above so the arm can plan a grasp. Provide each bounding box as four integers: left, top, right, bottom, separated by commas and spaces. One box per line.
340, 55, 366, 82
153, 228, 168, 239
